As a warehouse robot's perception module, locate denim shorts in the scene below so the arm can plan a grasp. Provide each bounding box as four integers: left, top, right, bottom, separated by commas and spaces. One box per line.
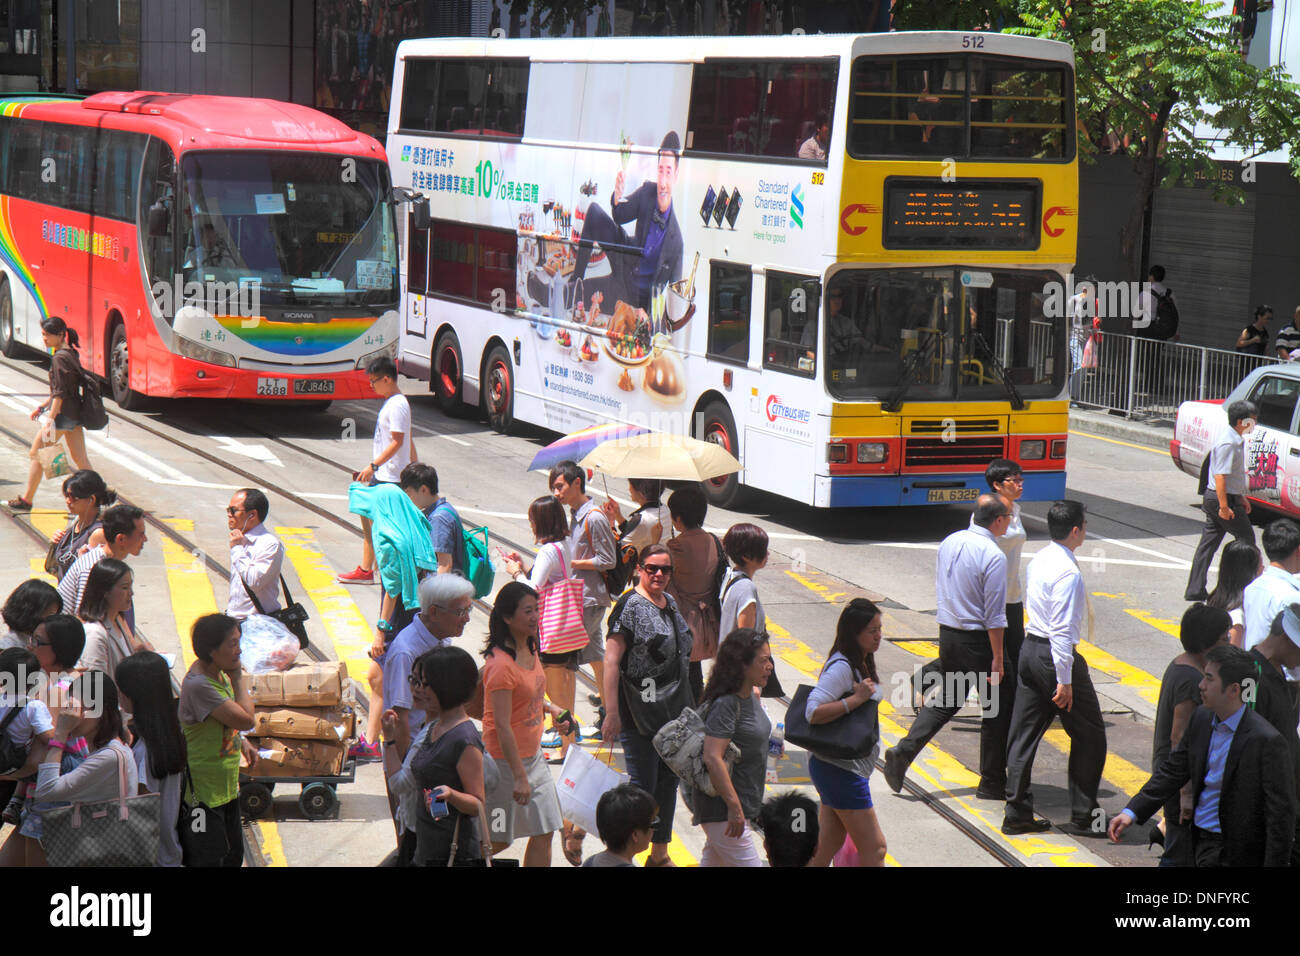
53, 414, 81, 431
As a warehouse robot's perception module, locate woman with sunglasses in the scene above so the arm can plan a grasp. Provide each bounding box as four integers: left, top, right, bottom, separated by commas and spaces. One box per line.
603, 544, 694, 867
49, 471, 115, 579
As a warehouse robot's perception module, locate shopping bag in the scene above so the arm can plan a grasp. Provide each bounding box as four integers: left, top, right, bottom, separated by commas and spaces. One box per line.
37, 439, 72, 479
833, 835, 860, 867
536, 545, 588, 654
41, 746, 161, 867
555, 745, 627, 836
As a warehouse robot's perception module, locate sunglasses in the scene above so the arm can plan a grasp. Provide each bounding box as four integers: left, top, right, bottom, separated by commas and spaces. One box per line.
435, 604, 473, 619
226, 506, 245, 516
642, 564, 673, 576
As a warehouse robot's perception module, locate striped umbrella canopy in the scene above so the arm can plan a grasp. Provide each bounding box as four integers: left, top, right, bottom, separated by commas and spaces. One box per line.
527, 421, 652, 473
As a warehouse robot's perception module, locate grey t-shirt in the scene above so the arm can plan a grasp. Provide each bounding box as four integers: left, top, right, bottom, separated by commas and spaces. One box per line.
582, 849, 636, 867
691, 692, 771, 824
720, 568, 764, 639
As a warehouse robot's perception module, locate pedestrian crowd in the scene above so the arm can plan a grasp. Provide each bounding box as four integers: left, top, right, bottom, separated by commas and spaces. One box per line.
4, 352, 1297, 868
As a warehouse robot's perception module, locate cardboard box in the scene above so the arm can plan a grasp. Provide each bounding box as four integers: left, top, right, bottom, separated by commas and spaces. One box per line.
252, 705, 356, 742
247, 737, 347, 778
241, 661, 347, 707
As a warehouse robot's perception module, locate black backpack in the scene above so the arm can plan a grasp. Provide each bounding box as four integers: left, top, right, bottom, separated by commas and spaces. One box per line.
79, 370, 108, 430
0, 706, 29, 776
1151, 288, 1180, 340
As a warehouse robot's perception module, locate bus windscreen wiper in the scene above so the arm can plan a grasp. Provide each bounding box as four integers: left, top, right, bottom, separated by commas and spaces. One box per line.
970, 329, 1025, 410
883, 334, 936, 413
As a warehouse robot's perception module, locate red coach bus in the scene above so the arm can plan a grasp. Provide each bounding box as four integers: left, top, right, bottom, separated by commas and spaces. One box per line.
0, 92, 399, 408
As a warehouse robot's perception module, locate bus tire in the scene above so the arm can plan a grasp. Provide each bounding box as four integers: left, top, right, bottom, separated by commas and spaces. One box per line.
483, 344, 514, 434
0, 281, 17, 357
304, 401, 333, 413
696, 399, 747, 510
432, 330, 467, 416
108, 323, 149, 411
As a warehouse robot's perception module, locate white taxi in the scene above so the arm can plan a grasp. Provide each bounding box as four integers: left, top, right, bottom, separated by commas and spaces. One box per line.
1171, 364, 1300, 514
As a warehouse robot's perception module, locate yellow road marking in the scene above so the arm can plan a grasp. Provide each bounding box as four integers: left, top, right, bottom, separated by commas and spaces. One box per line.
254, 820, 288, 867
764, 616, 826, 679
29, 510, 67, 540
275, 527, 373, 683
634, 833, 698, 867
893, 640, 939, 659
28, 557, 53, 582
1068, 429, 1165, 456
1043, 727, 1150, 798
160, 518, 214, 669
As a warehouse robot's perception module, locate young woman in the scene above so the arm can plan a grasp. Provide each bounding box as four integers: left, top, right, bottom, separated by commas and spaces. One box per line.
664, 485, 723, 700
694, 627, 773, 867
8, 317, 92, 511
179, 613, 257, 867
601, 477, 666, 555
0, 580, 62, 651
1207, 540, 1264, 647
480, 581, 573, 867
116, 652, 187, 867
503, 495, 581, 757
48, 471, 115, 579
806, 598, 889, 867
77, 559, 152, 676
720, 523, 769, 636
603, 544, 695, 867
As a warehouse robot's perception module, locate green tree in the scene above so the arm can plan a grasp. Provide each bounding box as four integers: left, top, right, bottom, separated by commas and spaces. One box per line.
895, 0, 1300, 277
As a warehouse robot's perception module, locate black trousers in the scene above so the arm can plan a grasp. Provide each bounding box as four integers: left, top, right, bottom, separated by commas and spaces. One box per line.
914, 603, 1023, 720
1191, 826, 1225, 867
1185, 491, 1255, 600
893, 625, 1010, 791
1004, 637, 1107, 824
184, 797, 245, 868
572, 202, 647, 311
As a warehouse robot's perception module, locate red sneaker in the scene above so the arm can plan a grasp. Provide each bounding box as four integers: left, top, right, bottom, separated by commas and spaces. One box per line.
337, 566, 375, 584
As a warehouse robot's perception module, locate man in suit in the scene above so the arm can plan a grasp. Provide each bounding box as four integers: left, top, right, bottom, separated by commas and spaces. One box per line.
570, 131, 684, 316
1108, 644, 1296, 866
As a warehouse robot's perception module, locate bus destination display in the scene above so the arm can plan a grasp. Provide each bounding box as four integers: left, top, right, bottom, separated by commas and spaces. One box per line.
883, 180, 1040, 250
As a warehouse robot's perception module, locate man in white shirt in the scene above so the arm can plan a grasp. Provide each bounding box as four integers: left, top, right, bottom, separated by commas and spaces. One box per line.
226, 488, 284, 619
1003, 499, 1108, 836
1243, 518, 1300, 680
339, 355, 416, 584
884, 495, 1012, 798
797, 110, 829, 161
1185, 400, 1258, 601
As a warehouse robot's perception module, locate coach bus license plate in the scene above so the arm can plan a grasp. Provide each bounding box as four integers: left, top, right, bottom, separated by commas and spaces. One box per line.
926, 488, 979, 503
293, 379, 335, 395
257, 378, 289, 397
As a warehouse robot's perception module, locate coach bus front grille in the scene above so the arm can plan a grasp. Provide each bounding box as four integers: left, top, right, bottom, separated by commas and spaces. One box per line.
904, 437, 1006, 467
908, 418, 1001, 434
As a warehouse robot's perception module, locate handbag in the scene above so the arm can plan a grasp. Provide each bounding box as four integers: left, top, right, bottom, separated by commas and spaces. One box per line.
37, 438, 72, 480
783, 672, 880, 761
652, 702, 740, 798
43, 517, 74, 576
179, 763, 230, 864
40, 744, 162, 867
443, 803, 495, 868
556, 744, 628, 836
241, 572, 310, 649
537, 544, 588, 654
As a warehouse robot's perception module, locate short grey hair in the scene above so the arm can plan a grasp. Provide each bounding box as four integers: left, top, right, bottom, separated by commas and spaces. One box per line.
418, 572, 475, 614
1226, 400, 1258, 427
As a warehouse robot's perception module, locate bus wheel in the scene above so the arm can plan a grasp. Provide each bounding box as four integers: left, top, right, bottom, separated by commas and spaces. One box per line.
483, 344, 514, 434
433, 330, 467, 416
108, 324, 148, 411
0, 282, 17, 357
697, 399, 747, 510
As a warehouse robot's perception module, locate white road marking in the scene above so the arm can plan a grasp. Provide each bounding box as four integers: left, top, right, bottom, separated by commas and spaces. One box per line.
211, 435, 284, 467
1021, 511, 1192, 568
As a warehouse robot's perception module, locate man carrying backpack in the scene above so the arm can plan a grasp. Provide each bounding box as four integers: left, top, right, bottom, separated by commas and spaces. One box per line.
399, 463, 466, 575
1135, 264, 1179, 342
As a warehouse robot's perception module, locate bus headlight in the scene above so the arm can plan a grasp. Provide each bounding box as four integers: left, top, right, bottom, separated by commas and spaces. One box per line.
1020, 440, 1046, 460
174, 335, 236, 368
356, 340, 398, 370
857, 442, 887, 463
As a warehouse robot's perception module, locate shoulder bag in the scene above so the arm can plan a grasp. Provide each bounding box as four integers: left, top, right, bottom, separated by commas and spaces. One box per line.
43, 517, 77, 576
616, 595, 693, 736
783, 662, 880, 761
652, 697, 740, 798
179, 762, 230, 864
537, 544, 589, 654
0, 706, 26, 775
241, 572, 310, 649
40, 744, 162, 867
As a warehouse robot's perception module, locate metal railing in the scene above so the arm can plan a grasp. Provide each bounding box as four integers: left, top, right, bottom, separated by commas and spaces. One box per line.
1069, 330, 1280, 421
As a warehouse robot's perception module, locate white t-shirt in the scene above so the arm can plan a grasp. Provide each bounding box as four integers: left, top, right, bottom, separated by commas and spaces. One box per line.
1, 698, 54, 749
373, 393, 413, 482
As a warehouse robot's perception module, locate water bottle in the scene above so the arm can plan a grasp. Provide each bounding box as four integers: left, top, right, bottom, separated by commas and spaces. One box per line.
766, 720, 785, 784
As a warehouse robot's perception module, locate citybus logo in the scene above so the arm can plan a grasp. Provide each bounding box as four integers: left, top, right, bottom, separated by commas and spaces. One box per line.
766, 394, 811, 424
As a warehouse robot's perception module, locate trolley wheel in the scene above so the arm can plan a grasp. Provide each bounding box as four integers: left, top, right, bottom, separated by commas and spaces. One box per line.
482, 343, 515, 434
695, 398, 747, 509
240, 782, 274, 819
432, 328, 468, 416
0, 280, 18, 358
299, 782, 338, 820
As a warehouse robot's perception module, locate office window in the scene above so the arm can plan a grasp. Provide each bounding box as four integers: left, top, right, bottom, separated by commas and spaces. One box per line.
708, 261, 751, 364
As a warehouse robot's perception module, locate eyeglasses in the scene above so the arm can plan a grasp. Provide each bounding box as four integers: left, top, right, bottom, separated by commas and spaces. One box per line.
435, 604, 473, 619
407, 674, 426, 687
1000, 477, 1025, 485
642, 564, 673, 576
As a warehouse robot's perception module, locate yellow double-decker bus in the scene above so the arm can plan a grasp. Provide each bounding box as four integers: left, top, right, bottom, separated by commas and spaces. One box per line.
388, 32, 1075, 508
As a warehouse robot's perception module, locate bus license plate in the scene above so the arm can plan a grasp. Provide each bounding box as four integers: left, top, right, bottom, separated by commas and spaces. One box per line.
293, 379, 335, 395
257, 378, 288, 397
926, 488, 979, 503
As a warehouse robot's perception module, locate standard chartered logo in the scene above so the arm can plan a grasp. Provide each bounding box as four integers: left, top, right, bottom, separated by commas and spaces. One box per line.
791, 184, 805, 229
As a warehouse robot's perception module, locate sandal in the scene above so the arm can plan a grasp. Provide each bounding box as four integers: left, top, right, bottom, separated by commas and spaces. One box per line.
644, 854, 676, 867
561, 822, 586, 867
5, 496, 32, 511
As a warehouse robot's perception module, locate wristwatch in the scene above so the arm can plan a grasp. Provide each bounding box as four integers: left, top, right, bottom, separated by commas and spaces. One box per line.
377, 618, 392, 632
371, 461, 381, 472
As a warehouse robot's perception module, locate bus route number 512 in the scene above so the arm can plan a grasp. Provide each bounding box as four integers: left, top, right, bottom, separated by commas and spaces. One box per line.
961, 34, 985, 48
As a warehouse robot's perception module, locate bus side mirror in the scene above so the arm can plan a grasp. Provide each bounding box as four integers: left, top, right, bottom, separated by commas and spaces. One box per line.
147, 202, 170, 237
412, 198, 431, 231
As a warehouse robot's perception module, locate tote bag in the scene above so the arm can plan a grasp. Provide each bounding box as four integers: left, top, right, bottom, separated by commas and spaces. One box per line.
537, 544, 589, 654
41, 745, 161, 867
556, 744, 628, 836
37, 439, 72, 480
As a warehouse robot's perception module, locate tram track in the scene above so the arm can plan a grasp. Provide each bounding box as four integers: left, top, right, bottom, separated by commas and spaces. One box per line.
0, 353, 1024, 866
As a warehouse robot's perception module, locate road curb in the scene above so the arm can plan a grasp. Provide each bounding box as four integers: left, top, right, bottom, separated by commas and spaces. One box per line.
1068, 408, 1170, 452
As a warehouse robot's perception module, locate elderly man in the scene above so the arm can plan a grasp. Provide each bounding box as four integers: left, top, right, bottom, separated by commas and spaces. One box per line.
1185, 400, 1258, 602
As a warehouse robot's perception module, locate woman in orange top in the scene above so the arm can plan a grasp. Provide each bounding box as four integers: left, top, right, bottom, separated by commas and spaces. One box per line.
481, 581, 575, 867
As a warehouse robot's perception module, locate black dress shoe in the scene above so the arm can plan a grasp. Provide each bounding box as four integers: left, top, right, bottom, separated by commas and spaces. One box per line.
1185, 591, 1209, 603
1064, 816, 1109, 838
882, 749, 906, 794
974, 786, 1005, 801
1001, 816, 1052, 835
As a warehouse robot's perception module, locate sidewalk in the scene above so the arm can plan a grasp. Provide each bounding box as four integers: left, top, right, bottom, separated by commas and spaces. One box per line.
1068, 406, 1172, 452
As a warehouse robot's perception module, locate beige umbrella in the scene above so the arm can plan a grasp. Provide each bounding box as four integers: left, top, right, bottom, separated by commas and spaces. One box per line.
578, 432, 741, 481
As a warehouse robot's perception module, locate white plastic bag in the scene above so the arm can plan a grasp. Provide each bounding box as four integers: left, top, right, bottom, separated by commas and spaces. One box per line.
555, 746, 627, 836
238, 614, 301, 673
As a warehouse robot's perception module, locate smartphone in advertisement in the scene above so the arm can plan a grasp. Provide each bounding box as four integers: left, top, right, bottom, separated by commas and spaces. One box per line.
699, 185, 717, 225
713, 187, 729, 227
725, 189, 743, 228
